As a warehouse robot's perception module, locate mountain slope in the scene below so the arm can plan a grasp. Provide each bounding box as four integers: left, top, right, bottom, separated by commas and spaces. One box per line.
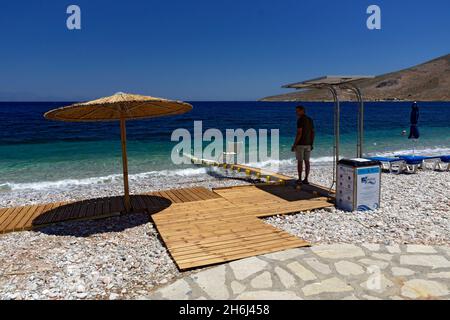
261, 54, 450, 102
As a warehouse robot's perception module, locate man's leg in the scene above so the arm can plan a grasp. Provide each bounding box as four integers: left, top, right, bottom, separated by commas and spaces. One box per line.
297, 160, 303, 181
303, 146, 312, 183
304, 160, 310, 182
296, 146, 304, 182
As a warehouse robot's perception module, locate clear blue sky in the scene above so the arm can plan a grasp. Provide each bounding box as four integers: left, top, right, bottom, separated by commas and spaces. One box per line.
0, 0, 449, 101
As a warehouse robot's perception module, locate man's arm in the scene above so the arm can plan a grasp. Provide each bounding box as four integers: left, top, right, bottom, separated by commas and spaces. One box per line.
310, 119, 315, 149
292, 128, 303, 151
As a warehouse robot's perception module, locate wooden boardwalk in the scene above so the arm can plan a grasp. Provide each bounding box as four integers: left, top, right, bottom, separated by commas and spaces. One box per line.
185, 154, 296, 184
152, 184, 333, 270
0, 187, 220, 234
227, 163, 295, 183
0, 184, 333, 270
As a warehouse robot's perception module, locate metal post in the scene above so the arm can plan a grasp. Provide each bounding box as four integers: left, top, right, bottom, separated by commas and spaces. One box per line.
345, 84, 364, 158
324, 85, 340, 192
360, 97, 364, 158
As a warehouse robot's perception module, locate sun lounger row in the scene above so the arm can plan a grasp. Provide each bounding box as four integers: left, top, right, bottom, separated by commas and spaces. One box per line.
367, 155, 450, 174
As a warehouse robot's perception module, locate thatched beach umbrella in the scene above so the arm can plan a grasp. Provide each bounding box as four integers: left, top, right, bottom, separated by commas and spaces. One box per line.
44, 93, 193, 212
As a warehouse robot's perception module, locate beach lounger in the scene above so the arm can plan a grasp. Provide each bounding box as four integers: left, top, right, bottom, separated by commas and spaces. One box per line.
397, 155, 441, 172
367, 157, 406, 174
437, 156, 450, 171
423, 157, 443, 170
395, 155, 424, 173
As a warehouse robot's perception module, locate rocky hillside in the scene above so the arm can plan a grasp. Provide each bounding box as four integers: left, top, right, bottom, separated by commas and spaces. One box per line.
261, 54, 450, 102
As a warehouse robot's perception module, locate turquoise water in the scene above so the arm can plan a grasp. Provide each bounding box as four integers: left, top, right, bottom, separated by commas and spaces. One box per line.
0, 101, 449, 191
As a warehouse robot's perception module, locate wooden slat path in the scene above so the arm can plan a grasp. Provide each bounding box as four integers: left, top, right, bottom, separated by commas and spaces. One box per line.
183, 153, 298, 184
0, 187, 220, 234
228, 163, 294, 183
152, 184, 333, 270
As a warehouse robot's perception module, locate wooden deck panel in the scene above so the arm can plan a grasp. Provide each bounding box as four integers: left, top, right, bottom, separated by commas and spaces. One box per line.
153, 202, 331, 230
0, 207, 23, 231
152, 194, 331, 225
11, 205, 36, 231
0, 208, 17, 227
0, 187, 219, 234
67, 200, 82, 221
39, 202, 65, 225
174, 239, 309, 270
152, 184, 333, 270
168, 227, 295, 254
2, 207, 24, 231
173, 236, 305, 261
182, 188, 204, 202
18, 205, 47, 231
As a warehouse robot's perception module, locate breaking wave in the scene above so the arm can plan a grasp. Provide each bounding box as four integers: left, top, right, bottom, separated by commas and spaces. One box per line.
1, 146, 449, 192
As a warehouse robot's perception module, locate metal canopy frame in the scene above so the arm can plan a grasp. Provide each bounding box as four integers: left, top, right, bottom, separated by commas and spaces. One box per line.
283, 75, 374, 191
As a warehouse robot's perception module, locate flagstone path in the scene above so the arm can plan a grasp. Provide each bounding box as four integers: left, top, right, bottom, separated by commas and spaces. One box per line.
148, 244, 450, 300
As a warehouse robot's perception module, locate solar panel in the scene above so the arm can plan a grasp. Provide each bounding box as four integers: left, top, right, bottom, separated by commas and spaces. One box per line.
283, 75, 374, 89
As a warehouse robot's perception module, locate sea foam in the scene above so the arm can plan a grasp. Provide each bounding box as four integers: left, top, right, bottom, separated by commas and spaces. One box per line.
1, 146, 449, 192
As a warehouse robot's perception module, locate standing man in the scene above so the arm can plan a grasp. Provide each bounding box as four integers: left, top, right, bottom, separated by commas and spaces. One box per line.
291, 105, 315, 185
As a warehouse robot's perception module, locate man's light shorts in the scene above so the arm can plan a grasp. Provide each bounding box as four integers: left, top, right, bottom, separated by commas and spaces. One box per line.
295, 145, 312, 162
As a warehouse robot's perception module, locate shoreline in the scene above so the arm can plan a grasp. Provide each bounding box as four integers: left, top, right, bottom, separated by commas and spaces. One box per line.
0, 167, 255, 208
2, 144, 450, 208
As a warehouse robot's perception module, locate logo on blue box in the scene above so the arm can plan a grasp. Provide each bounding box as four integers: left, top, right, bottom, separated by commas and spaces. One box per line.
357, 167, 380, 175
361, 176, 376, 185
358, 203, 379, 211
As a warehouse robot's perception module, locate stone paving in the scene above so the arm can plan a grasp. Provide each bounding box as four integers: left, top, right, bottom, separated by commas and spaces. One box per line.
148, 244, 450, 300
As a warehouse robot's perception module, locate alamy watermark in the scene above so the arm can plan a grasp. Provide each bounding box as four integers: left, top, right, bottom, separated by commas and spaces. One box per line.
171, 121, 281, 173
67, 5, 81, 30
367, 5, 381, 30
65, 5, 380, 31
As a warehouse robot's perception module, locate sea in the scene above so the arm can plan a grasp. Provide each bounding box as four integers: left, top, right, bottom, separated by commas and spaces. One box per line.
1, 101, 449, 193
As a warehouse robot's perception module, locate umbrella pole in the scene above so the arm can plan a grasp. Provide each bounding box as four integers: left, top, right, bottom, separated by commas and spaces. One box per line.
120, 118, 131, 213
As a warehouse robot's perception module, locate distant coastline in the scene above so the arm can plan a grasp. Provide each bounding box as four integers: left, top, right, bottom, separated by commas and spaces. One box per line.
260, 98, 450, 102
261, 54, 450, 102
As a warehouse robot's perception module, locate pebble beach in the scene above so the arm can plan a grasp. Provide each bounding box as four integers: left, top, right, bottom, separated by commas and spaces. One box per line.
0, 164, 449, 299
267, 165, 450, 246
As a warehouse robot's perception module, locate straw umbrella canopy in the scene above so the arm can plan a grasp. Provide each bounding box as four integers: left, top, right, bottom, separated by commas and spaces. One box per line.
44, 93, 193, 212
